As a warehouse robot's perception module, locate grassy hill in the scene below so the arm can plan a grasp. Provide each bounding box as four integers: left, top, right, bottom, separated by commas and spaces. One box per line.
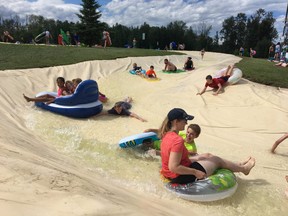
0, 43, 183, 70
0, 43, 287, 88
236, 57, 288, 88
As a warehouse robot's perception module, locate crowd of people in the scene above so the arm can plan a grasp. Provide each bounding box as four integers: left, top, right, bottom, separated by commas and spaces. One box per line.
238, 43, 288, 66
268, 42, 288, 64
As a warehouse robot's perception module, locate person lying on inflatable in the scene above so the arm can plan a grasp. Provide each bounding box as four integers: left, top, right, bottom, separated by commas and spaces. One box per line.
160, 108, 256, 185
196, 65, 234, 96
130, 63, 146, 77
23, 77, 67, 104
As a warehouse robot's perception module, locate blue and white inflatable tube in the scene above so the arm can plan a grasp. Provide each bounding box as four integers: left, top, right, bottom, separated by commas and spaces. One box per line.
119, 132, 159, 148
129, 69, 146, 75
35, 79, 103, 118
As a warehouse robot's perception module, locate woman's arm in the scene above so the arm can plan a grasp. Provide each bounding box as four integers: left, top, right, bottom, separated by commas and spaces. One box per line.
169, 152, 206, 179
144, 128, 159, 133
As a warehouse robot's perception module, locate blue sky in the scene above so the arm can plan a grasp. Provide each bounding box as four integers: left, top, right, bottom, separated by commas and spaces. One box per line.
64, 0, 107, 5
1, 0, 287, 41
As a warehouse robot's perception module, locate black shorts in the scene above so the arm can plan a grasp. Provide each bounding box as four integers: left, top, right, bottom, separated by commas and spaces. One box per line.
121, 102, 131, 110
220, 75, 230, 82
170, 162, 206, 184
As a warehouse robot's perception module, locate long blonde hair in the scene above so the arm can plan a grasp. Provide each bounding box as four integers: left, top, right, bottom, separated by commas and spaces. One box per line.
158, 117, 172, 139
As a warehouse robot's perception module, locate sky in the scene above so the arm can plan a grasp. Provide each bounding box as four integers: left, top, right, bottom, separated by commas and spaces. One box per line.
0, 0, 287, 41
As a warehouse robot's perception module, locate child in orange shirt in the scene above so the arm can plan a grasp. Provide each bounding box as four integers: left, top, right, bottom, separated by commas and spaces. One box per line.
146, 65, 157, 78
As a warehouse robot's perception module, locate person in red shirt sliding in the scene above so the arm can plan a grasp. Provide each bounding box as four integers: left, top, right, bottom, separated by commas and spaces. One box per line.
197, 64, 234, 96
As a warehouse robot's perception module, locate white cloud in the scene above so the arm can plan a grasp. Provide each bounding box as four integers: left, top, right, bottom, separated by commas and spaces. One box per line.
101, 0, 287, 39
0, 0, 286, 39
0, 0, 80, 22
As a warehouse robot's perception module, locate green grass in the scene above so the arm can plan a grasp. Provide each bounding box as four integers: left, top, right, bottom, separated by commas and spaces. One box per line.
1, 43, 287, 88
0, 43, 183, 70
235, 57, 288, 88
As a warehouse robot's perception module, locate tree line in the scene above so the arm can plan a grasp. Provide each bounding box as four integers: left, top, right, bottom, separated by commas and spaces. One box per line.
0, 0, 279, 58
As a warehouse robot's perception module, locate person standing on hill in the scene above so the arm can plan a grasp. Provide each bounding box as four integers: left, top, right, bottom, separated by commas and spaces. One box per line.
200, 49, 205, 60
239, 47, 244, 56
3, 31, 14, 42
274, 42, 281, 61
268, 44, 274, 61
102, 29, 112, 48
133, 38, 137, 48
250, 48, 256, 58
45, 30, 52, 45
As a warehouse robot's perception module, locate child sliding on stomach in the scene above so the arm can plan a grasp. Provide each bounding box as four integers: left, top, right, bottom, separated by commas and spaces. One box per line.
196, 65, 234, 96
97, 97, 147, 122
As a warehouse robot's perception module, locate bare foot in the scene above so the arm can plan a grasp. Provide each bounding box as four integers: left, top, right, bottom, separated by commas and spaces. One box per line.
242, 157, 256, 175
125, 97, 133, 103
23, 94, 31, 102
239, 156, 252, 166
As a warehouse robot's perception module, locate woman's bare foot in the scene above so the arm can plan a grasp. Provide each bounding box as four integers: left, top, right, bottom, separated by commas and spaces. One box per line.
23, 94, 31, 102
242, 157, 256, 175
239, 156, 252, 166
